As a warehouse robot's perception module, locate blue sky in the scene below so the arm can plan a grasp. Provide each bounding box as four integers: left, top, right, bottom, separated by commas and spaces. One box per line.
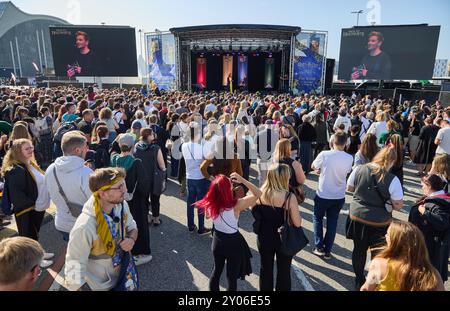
12, 0, 450, 60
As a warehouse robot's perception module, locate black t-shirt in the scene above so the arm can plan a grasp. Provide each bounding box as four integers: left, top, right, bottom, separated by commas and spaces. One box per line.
77, 120, 93, 135
74, 50, 96, 76
360, 51, 392, 79
346, 135, 361, 155
411, 120, 422, 136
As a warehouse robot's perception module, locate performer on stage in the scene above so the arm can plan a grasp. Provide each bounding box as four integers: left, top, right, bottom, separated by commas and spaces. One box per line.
227, 74, 233, 93
351, 31, 392, 80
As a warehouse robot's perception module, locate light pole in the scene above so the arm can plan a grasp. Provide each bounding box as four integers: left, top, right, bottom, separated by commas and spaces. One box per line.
351, 10, 364, 26
138, 29, 143, 58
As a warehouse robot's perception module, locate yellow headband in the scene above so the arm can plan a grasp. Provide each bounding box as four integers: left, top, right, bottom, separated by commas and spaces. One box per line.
94, 176, 124, 257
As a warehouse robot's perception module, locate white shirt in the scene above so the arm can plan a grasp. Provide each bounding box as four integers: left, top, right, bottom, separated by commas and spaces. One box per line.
136, 119, 148, 128
368, 121, 387, 144
113, 110, 124, 125
312, 150, 353, 199
334, 116, 352, 133
347, 166, 403, 201
436, 127, 450, 155
359, 117, 372, 140
29, 164, 51, 212
205, 103, 217, 114
182, 142, 205, 180
213, 209, 239, 234
203, 135, 221, 160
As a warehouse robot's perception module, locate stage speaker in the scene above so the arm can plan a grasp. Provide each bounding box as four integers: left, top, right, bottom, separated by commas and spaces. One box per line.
325, 58, 335, 92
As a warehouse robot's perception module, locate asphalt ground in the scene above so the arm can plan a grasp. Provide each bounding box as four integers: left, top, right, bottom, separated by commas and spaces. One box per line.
1, 162, 449, 291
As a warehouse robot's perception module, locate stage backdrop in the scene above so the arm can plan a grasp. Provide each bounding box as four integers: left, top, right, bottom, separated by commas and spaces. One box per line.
223, 55, 233, 86
197, 57, 207, 88
293, 30, 327, 95
146, 32, 176, 90
265, 58, 275, 88
238, 55, 248, 87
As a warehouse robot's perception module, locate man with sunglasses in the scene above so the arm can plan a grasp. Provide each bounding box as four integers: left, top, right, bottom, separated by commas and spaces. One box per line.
0, 237, 44, 291
65, 167, 138, 291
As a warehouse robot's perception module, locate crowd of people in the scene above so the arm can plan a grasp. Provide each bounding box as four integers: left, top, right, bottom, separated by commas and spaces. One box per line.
0, 84, 449, 291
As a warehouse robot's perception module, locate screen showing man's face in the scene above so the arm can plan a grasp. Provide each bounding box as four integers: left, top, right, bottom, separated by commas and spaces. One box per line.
367, 36, 381, 51
76, 35, 89, 49
310, 40, 319, 51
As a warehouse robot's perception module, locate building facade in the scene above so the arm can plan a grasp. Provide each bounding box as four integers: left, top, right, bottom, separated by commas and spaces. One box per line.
434, 59, 449, 78
0, 1, 69, 78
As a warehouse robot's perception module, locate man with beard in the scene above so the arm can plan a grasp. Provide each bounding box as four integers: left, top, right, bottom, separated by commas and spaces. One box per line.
67, 31, 97, 77
64, 167, 138, 291
351, 31, 391, 80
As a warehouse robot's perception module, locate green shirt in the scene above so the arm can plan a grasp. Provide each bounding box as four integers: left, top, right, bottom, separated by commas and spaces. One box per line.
379, 130, 400, 146
0, 121, 13, 135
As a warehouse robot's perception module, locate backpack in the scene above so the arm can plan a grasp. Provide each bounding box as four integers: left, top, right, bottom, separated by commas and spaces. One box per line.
54, 121, 78, 144
1, 180, 12, 216
34, 117, 52, 137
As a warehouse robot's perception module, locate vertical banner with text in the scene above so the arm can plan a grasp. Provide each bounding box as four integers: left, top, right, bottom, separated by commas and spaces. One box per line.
293, 31, 327, 95
146, 32, 176, 91
238, 55, 248, 88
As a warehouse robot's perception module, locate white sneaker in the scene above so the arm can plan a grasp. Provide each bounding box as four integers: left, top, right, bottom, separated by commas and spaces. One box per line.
43, 252, 55, 260
340, 209, 349, 215
40, 259, 53, 269
133, 255, 153, 266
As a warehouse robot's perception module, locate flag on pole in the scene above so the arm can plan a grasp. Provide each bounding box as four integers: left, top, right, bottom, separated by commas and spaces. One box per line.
11, 72, 16, 83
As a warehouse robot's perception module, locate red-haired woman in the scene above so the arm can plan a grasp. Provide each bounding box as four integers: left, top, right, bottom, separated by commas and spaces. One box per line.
195, 173, 262, 291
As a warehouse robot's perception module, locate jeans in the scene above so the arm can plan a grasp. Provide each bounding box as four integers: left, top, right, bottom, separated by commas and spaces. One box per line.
210, 231, 242, 291
259, 245, 293, 291
187, 179, 210, 231
108, 131, 117, 144
149, 194, 161, 217
170, 157, 179, 178
313, 195, 345, 253
350, 221, 388, 289
300, 141, 313, 174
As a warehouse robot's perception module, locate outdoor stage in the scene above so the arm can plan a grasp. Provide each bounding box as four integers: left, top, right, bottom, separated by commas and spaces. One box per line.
170, 24, 301, 92
191, 51, 283, 92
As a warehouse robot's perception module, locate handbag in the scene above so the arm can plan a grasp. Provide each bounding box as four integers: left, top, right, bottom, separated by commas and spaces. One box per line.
151, 145, 166, 196
1, 181, 12, 216
123, 182, 138, 202
113, 203, 139, 291
279, 193, 309, 257
52, 168, 84, 218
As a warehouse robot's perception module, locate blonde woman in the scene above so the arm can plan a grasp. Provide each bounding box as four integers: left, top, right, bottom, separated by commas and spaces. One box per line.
6, 123, 32, 151
99, 107, 119, 143
273, 139, 306, 200
429, 153, 450, 192
1, 139, 53, 267
361, 220, 445, 291
203, 119, 222, 160
367, 111, 389, 145
252, 164, 302, 291
347, 146, 404, 290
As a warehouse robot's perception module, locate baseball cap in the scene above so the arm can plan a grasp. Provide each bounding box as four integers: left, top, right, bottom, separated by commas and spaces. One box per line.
118, 133, 135, 148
